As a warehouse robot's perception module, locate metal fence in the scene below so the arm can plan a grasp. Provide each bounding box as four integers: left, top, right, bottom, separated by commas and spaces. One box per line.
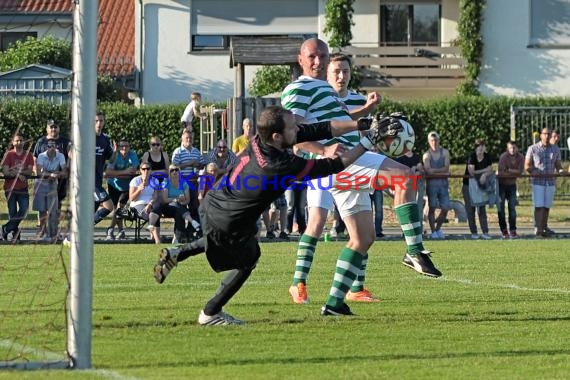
510, 106, 570, 161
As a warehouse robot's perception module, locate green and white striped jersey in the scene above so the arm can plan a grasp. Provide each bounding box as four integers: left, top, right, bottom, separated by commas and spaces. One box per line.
282, 76, 367, 158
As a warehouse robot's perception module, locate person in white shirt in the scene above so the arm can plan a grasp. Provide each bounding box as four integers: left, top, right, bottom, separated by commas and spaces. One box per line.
180, 92, 205, 129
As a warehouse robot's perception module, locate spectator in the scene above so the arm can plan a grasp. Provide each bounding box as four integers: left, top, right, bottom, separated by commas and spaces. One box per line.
158, 164, 201, 244
141, 135, 170, 180
232, 118, 253, 155
542, 130, 562, 235
525, 127, 563, 238
497, 141, 524, 239
92, 112, 115, 227
284, 149, 307, 236
369, 190, 384, 239
33, 138, 66, 242
205, 139, 238, 176
198, 162, 218, 204
423, 131, 451, 239
180, 92, 205, 129
172, 129, 205, 228
462, 139, 494, 240
129, 163, 162, 244
2, 132, 34, 242
266, 194, 289, 240
32, 119, 72, 206
105, 138, 140, 240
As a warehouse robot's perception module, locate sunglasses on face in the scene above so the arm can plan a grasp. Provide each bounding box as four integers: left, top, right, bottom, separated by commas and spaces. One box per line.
140, 167, 150, 171
47, 144, 57, 148
48, 125, 58, 129
151, 143, 161, 147
170, 168, 180, 172
218, 146, 227, 149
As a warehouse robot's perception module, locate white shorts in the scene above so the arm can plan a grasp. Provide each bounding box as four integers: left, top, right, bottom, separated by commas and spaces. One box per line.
330, 151, 387, 218
532, 184, 555, 208
306, 176, 334, 210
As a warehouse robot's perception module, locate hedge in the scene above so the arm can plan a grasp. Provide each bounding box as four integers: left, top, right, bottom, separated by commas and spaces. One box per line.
1, 96, 569, 164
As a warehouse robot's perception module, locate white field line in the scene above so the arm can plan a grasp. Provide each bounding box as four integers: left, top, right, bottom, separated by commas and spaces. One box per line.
442, 277, 570, 294
0, 339, 64, 361
0, 339, 140, 379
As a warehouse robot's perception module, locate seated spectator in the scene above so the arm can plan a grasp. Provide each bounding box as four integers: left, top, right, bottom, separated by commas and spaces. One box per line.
198, 162, 218, 204
105, 139, 140, 240
158, 164, 201, 244
205, 139, 238, 176
33, 139, 67, 242
129, 163, 161, 244
2, 132, 34, 242
141, 135, 170, 180
423, 131, 451, 239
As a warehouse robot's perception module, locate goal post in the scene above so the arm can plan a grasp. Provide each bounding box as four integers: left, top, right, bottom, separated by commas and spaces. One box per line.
67, 0, 98, 369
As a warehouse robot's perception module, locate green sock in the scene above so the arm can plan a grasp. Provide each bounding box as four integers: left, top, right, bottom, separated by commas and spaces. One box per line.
350, 253, 368, 292
326, 247, 363, 308
292, 234, 318, 285
395, 202, 425, 255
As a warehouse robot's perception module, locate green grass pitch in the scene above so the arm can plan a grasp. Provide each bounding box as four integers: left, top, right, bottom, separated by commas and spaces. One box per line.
1, 239, 570, 379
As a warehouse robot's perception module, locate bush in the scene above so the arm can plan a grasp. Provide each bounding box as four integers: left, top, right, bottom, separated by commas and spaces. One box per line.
2, 96, 569, 164
249, 66, 291, 97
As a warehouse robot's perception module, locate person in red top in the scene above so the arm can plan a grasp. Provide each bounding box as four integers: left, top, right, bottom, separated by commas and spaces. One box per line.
497, 141, 525, 239
2, 132, 34, 241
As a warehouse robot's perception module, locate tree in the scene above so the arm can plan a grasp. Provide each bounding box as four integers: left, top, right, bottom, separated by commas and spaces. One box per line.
0, 35, 71, 71
323, 0, 355, 49
248, 65, 291, 97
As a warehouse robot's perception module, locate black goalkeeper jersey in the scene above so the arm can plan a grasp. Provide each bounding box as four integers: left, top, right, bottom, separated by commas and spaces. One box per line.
204, 123, 346, 237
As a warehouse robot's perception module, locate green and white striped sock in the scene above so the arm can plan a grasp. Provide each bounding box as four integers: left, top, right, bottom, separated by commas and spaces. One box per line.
350, 253, 368, 292
326, 247, 363, 308
395, 202, 425, 255
292, 234, 318, 285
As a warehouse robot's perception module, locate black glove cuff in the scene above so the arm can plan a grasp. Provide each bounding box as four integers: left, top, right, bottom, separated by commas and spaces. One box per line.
357, 118, 372, 131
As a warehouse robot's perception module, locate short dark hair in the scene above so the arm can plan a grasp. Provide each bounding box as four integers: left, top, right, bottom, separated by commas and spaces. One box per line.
257, 106, 291, 143
329, 53, 352, 66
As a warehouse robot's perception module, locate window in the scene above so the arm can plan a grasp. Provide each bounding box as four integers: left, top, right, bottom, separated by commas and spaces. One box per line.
190, 0, 317, 52
192, 35, 228, 51
529, 0, 570, 48
0, 32, 37, 51
380, 3, 441, 46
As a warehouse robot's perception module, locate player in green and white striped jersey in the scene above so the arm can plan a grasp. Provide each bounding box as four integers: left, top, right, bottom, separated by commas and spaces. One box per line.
285, 39, 442, 316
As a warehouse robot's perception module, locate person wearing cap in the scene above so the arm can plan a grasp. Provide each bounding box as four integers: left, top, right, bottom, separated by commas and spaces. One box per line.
33, 138, 67, 242
32, 119, 71, 207
422, 131, 451, 239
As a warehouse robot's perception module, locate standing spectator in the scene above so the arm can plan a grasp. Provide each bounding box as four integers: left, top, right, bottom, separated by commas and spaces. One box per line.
129, 163, 162, 244
141, 135, 170, 180
93, 112, 115, 226
542, 130, 562, 235
423, 131, 451, 239
172, 129, 205, 225
369, 189, 384, 239
205, 139, 238, 176
525, 127, 563, 238
266, 195, 289, 240
180, 92, 205, 129
33, 139, 66, 242
105, 138, 140, 240
33, 119, 72, 206
395, 149, 425, 233
462, 139, 494, 240
497, 141, 524, 239
2, 132, 34, 242
232, 118, 253, 156
285, 148, 307, 236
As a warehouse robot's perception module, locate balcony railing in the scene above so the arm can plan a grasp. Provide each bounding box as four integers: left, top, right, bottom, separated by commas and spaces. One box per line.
341, 46, 465, 91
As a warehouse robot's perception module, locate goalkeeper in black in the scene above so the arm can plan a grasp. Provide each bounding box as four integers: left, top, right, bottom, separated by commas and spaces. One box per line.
152, 105, 394, 325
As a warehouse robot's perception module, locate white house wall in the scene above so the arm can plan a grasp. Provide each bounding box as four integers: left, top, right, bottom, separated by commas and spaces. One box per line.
480, 0, 570, 96
137, 0, 319, 104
